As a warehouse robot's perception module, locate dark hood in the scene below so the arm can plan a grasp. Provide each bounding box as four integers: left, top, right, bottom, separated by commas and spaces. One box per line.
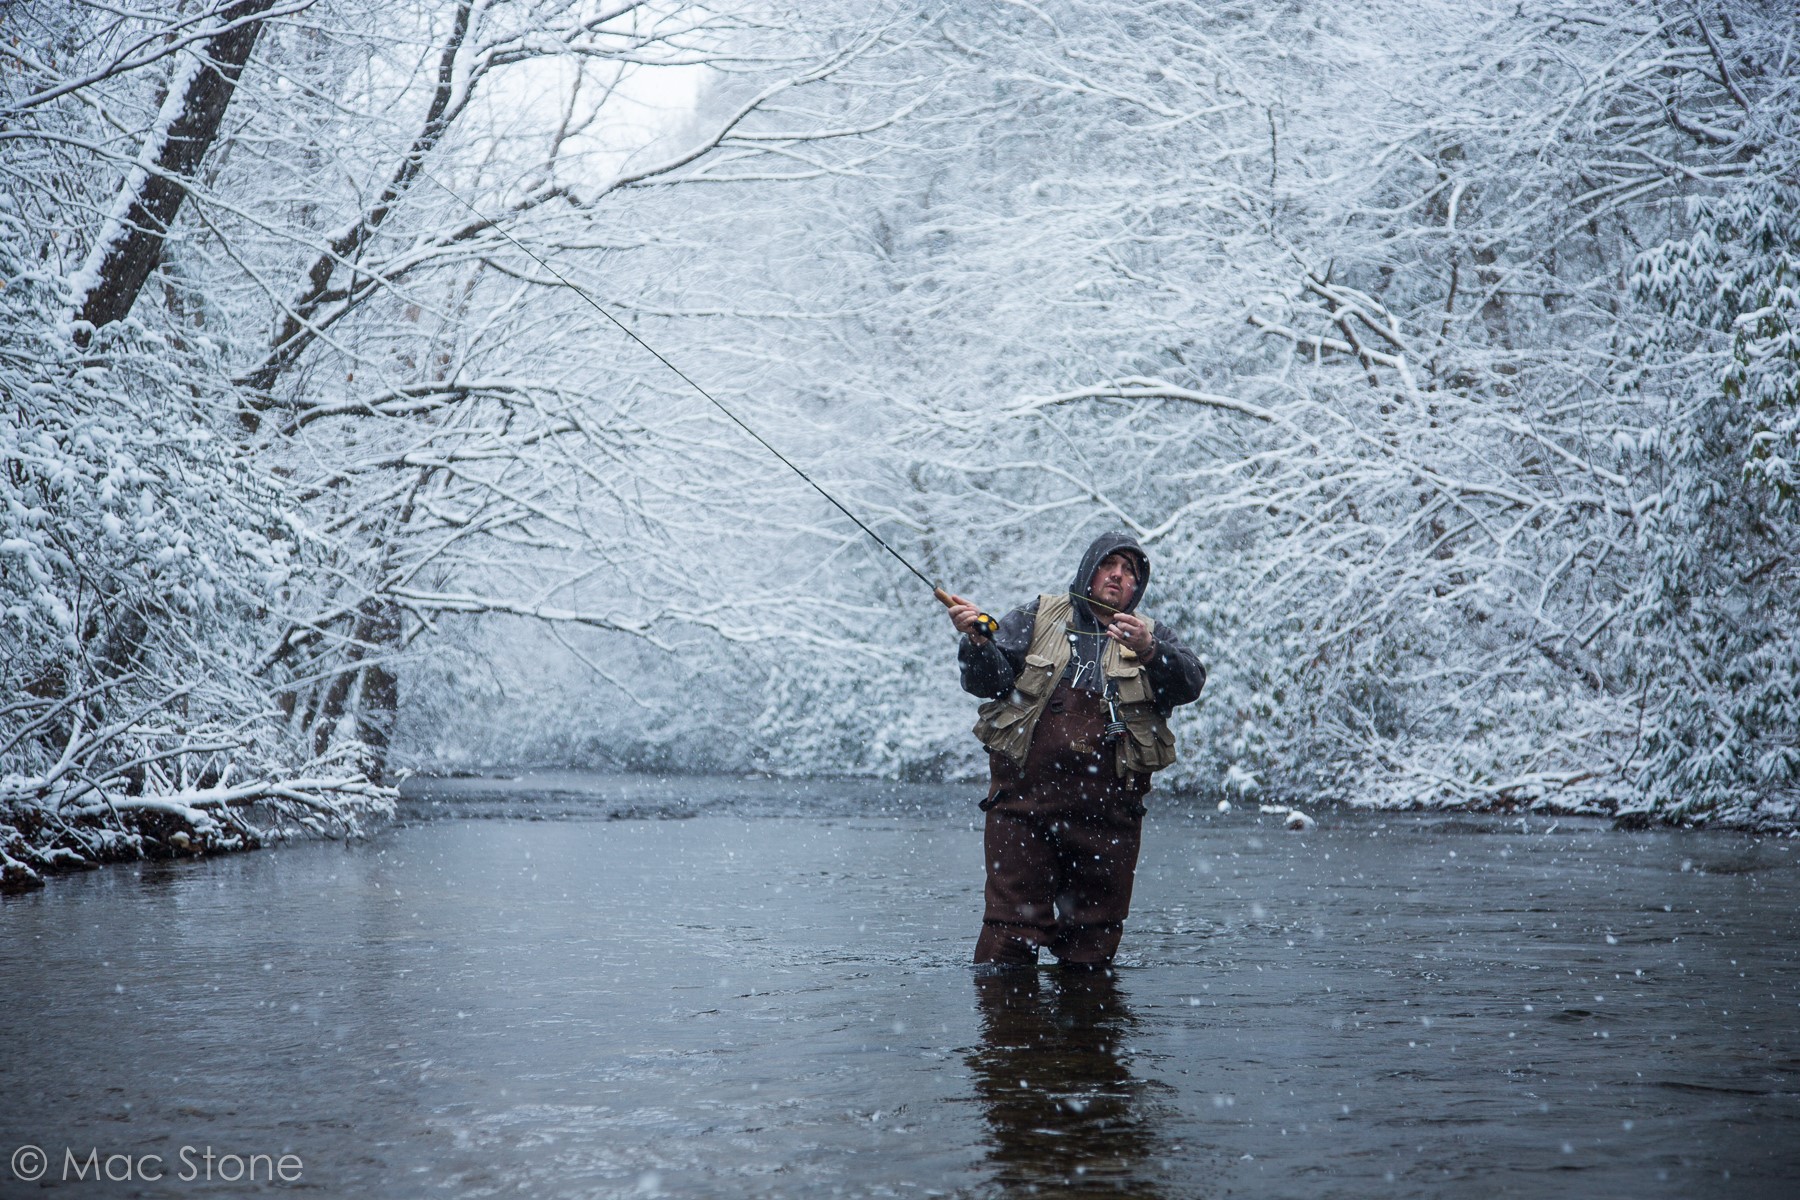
1070, 530, 1149, 625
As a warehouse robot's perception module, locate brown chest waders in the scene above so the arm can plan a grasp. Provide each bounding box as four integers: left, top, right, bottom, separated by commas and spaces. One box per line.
974, 679, 1150, 967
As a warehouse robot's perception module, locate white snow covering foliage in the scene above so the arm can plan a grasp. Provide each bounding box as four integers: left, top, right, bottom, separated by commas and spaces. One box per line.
4, 0, 1797, 876
0, 191, 388, 889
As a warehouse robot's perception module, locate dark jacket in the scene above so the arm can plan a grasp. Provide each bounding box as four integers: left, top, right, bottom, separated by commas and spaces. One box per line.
957, 531, 1206, 713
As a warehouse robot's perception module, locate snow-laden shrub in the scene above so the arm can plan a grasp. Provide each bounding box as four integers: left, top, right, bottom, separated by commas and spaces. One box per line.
1627, 163, 1800, 826
0, 199, 389, 890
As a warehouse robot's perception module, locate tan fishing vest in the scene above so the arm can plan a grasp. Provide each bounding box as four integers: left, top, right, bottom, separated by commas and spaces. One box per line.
972, 593, 1178, 777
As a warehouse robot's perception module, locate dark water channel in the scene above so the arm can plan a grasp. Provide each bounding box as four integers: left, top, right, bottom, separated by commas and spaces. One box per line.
3, 772, 1797, 1198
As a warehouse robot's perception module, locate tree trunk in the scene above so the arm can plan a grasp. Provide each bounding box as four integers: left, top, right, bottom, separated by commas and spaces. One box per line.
306, 598, 403, 781
72, 1, 276, 344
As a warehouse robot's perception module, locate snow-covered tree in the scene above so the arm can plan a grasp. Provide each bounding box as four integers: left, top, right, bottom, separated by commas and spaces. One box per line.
7, 0, 1797, 877
448, 0, 1796, 824
1626, 8, 1800, 823
1, 0, 935, 887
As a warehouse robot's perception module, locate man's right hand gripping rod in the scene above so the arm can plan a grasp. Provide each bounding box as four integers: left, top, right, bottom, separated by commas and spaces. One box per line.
934, 588, 1000, 639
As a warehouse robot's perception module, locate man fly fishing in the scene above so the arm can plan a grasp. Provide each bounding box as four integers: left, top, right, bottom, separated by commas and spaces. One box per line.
435, 172, 1207, 971
945, 532, 1206, 970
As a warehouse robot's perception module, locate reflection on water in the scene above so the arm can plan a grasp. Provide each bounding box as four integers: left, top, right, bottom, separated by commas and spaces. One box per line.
970, 967, 1170, 1197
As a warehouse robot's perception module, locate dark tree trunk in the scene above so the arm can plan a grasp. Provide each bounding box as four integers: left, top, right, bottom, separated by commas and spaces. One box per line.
356, 632, 402, 778
72, 1, 277, 344
306, 599, 403, 781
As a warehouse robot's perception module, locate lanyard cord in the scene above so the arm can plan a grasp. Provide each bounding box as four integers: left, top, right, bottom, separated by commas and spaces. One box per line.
1065, 591, 1128, 629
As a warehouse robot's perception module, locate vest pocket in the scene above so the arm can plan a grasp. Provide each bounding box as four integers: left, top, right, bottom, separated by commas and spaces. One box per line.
1111, 664, 1151, 705
978, 701, 1030, 732
973, 696, 1032, 753
1120, 711, 1177, 773
1014, 653, 1058, 699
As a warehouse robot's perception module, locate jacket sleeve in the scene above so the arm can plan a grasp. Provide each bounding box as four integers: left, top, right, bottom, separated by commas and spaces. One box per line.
957, 601, 1037, 700
1140, 623, 1207, 712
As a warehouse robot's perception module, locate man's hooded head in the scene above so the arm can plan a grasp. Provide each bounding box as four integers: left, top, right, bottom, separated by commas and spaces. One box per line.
1071, 530, 1149, 624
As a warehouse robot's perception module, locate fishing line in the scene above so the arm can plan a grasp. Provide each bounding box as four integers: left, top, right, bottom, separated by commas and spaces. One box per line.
414, 166, 953, 601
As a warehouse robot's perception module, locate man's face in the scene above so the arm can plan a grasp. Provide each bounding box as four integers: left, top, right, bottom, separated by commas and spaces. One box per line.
1088, 552, 1138, 612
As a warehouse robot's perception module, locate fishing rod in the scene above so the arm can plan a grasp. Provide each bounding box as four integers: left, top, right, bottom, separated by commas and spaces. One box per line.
417, 167, 1000, 640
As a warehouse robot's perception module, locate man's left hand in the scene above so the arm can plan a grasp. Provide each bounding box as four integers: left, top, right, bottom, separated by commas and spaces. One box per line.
1106, 612, 1154, 656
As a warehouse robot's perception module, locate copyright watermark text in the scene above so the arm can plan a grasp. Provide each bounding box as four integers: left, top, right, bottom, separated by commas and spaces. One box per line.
11, 1143, 304, 1184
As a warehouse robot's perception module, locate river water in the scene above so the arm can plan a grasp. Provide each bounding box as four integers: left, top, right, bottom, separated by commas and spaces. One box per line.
3, 772, 1796, 1198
